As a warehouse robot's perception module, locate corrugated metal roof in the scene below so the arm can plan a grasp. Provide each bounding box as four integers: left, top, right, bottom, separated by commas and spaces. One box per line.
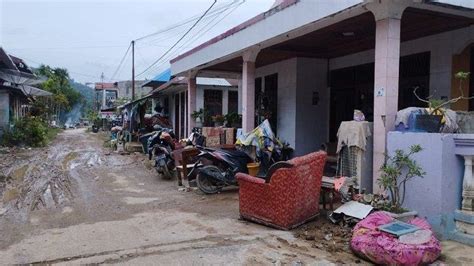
152, 69, 172, 82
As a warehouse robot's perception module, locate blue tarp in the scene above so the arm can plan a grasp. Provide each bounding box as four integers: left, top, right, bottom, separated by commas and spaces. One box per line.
151, 69, 171, 82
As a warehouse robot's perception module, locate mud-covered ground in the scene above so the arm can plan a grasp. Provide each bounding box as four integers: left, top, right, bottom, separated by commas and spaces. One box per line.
0, 128, 472, 265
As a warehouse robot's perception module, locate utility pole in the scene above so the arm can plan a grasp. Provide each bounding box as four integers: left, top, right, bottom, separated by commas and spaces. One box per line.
131, 40, 135, 101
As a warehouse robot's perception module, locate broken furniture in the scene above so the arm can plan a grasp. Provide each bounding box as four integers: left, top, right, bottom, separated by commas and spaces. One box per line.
351, 212, 441, 265
336, 121, 373, 192
236, 151, 327, 230
321, 176, 336, 210
174, 147, 200, 187
321, 142, 338, 176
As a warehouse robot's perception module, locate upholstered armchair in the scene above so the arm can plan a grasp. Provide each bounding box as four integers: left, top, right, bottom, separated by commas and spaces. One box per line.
236, 151, 327, 230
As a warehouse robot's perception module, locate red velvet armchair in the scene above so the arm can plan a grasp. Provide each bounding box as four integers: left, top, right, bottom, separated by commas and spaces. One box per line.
236, 151, 326, 230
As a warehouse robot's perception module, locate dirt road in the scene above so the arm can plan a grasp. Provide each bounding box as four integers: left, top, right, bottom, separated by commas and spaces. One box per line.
2, 129, 471, 265
0, 128, 364, 265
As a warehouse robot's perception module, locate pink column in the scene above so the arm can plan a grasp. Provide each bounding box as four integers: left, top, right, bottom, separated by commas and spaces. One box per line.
373, 17, 401, 192
242, 60, 256, 133
187, 76, 197, 136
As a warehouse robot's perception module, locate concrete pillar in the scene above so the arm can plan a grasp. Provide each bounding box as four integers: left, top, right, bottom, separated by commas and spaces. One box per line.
242, 49, 259, 133
462, 155, 474, 211
242, 61, 256, 133
187, 75, 197, 135
237, 80, 243, 114
222, 89, 229, 115
372, 17, 402, 192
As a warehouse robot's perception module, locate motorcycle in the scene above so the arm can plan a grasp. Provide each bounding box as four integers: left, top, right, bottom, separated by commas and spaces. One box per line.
147, 128, 176, 179
188, 145, 254, 194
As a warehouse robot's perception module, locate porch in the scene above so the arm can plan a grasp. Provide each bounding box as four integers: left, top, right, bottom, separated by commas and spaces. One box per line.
170, 0, 473, 187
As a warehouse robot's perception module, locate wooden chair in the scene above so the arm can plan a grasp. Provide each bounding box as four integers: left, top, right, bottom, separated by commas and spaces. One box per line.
174, 147, 200, 187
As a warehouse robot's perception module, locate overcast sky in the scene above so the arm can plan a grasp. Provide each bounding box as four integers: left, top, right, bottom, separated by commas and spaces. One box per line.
0, 0, 274, 83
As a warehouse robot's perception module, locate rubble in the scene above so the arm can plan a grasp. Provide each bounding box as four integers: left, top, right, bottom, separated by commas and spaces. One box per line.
294, 216, 357, 259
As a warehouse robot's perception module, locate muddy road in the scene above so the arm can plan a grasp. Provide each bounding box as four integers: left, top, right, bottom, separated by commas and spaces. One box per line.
0, 128, 364, 264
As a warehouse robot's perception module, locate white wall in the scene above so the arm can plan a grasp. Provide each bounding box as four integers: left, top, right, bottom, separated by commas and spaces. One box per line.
330, 25, 474, 99
254, 57, 329, 155
295, 58, 329, 155
256, 58, 298, 148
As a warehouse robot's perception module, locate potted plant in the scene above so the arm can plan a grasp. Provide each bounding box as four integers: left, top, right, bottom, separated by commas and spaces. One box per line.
212, 114, 225, 127
224, 112, 242, 128
191, 109, 204, 127
413, 71, 472, 132
378, 144, 426, 221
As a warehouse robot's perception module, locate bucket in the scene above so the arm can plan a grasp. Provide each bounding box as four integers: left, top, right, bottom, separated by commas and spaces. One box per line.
247, 162, 260, 177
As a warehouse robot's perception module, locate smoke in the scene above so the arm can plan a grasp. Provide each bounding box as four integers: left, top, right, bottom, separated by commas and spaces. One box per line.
64, 104, 82, 127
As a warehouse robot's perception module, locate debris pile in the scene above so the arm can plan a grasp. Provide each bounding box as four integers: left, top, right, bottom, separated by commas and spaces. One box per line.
294, 218, 353, 254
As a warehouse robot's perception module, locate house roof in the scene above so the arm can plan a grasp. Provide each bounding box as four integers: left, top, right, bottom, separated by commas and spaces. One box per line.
170, 0, 473, 76
0, 47, 43, 87
95, 82, 117, 90
141, 69, 171, 88
151, 76, 236, 95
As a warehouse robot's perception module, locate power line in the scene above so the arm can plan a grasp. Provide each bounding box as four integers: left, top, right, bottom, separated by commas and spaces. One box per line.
144, 0, 245, 76
136, 0, 218, 78
134, 0, 237, 43
109, 43, 132, 81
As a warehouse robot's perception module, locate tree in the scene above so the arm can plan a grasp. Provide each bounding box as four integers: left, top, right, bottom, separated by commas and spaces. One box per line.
34, 65, 83, 122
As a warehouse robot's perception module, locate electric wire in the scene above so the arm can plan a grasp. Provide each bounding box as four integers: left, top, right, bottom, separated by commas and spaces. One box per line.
134, 0, 238, 42
109, 42, 132, 81
143, 0, 245, 77
136, 0, 218, 78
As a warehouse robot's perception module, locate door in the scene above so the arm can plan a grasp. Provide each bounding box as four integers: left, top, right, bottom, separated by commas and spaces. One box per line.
204, 89, 223, 126
330, 88, 356, 142
264, 74, 278, 134
174, 93, 180, 138
398, 52, 430, 109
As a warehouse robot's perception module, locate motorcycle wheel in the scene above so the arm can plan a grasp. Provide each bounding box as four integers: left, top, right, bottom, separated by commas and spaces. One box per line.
196, 165, 224, 194
158, 164, 173, 180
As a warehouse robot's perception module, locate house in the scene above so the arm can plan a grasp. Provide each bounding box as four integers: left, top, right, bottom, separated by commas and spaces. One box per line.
116, 68, 237, 145
148, 73, 238, 139
0, 47, 52, 134
94, 80, 152, 111
169, 0, 473, 176
168, 0, 473, 240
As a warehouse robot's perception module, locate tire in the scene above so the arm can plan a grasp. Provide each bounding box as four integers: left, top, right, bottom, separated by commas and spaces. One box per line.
161, 164, 173, 180
196, 165, 224, 194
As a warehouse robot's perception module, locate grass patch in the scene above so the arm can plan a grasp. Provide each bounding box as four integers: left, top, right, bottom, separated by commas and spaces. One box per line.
46, 127, 62, 143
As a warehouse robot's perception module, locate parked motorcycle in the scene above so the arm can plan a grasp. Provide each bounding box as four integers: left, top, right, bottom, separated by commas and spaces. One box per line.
188, 145, 254, 194
148, 128, 176, 179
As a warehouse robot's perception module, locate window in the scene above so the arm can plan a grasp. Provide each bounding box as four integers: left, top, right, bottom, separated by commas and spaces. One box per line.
204, 89, 223, 125
228, 91, 238, 114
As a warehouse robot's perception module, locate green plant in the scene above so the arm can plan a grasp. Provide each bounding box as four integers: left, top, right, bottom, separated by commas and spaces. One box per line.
191, 108, 204, 120
224, 112, 242, 126
378, 144, 426, 213
1, 116, 52, 147
414, 71, 472, 114
211, 114, 225, 123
